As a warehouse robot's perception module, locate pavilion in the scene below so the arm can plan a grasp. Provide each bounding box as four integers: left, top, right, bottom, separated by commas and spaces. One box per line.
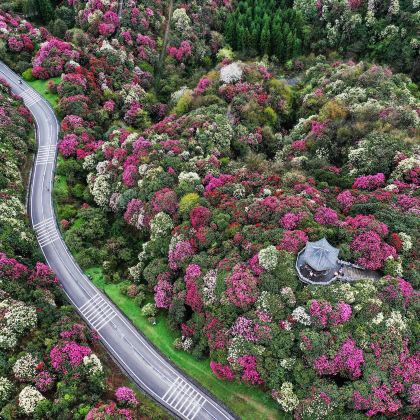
296, 238, 341, 285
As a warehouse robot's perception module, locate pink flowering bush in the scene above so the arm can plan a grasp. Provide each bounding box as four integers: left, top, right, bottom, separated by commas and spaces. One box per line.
237, 355, 263, 385
225, 266, 258, 309
190, 206, 211, 229
168, 240, 195, 270
314, 207, 338, 225
353, 173, 386, 190
58, 134, 79, 157
279, 230, 308, 253
32, 38, 79, 79
313, 338, 365, 380
167, 41, 192, 62
151, 188, 178, 215
50, 341, 92, 373
351, 231, 396, 270
184, 264, 203, 312
280, 212, 306, 230
309, 300, 352, 327
210, 362, 235, 381
154, 278, 173, 309
115, 387, 139, 407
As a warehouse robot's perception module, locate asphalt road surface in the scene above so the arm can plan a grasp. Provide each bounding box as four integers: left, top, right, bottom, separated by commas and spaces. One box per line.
0, 61, 236, 420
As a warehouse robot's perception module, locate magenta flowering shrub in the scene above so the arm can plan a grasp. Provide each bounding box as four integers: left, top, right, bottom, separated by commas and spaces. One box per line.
115, 386, 139, 407
0, 253, 29, 279
168, 240, 194, 270
154, 277, 173, 309
58, 133, 79, 157
353, 173, 386, 190
190, 206, 211, 229
86, 402, 134, 420
50, 341, 92, 373
32, 38, 79, 79
309, 300, 352, 328
313, 338, 365, 379
210, 361, 235, 381
34, 371, 54, 392
279, 230, 308, 253
237, 355, 263, 385
351, 230, 397, 270
151, 188, 178, 215
225, 266, 259, 309
184, 264, 203, 312
280, 211, 306, 230
167, 41, 193, 62
314, 207, 338, 225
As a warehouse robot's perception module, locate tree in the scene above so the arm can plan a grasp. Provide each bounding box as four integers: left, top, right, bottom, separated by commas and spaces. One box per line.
34, 0, 54, 23
260, 16, 271, 55
50, 18, 68, 38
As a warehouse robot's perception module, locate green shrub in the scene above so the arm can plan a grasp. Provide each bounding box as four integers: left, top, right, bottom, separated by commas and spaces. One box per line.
22, 68, 35, 82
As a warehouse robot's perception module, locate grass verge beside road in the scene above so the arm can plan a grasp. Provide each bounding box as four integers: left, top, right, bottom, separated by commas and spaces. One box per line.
86, 267, 284, 420
27, 77, 60, 107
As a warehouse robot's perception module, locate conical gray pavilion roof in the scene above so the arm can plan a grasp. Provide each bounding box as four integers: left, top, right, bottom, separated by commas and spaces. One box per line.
301, 238, 339, 271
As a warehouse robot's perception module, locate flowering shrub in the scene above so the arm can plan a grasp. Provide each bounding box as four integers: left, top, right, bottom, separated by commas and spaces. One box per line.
115, 386, 139, 407
353, 173, 386, 190
32, 38, 79, 79
225, 266, 259, 309
18, 385, 45, 415
210, 361, 235, 381
50, 341, 92, 373
351, 230, 397, 270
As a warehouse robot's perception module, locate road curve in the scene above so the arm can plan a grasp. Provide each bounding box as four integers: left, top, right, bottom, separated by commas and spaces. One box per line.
0, 62, 236, 420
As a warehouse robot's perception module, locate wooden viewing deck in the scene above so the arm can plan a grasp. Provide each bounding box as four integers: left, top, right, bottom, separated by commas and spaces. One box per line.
341, 263, 381, 282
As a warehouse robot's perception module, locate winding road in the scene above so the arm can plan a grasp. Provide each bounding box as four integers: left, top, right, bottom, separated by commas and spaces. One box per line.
0, 62, 235, 420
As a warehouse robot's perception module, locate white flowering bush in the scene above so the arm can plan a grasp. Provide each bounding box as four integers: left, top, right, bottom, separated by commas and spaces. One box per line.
18, 385, 45, 415
4, 301, 37, 334
220, 62, 243, 84
274, 382, 299, 412
203, 270, 217, 306
291, 306, 311, 326
258, 246, 280, 271
0, 327, 18, 350
83, 353, 103, 375
0, 377, 13, 405
150, 212, 174, 241
172, 8, 191, 33
87, 173, 112, 207
0, 299, 37, 350
13, 353, 39, 382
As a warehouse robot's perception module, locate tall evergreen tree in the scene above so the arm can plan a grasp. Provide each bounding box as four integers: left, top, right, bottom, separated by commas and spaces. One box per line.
34, 0, 54, 23
261, 19, 271, 55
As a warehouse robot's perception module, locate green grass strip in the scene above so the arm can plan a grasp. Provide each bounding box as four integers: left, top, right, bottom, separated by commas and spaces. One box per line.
27, 77, 60, 108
